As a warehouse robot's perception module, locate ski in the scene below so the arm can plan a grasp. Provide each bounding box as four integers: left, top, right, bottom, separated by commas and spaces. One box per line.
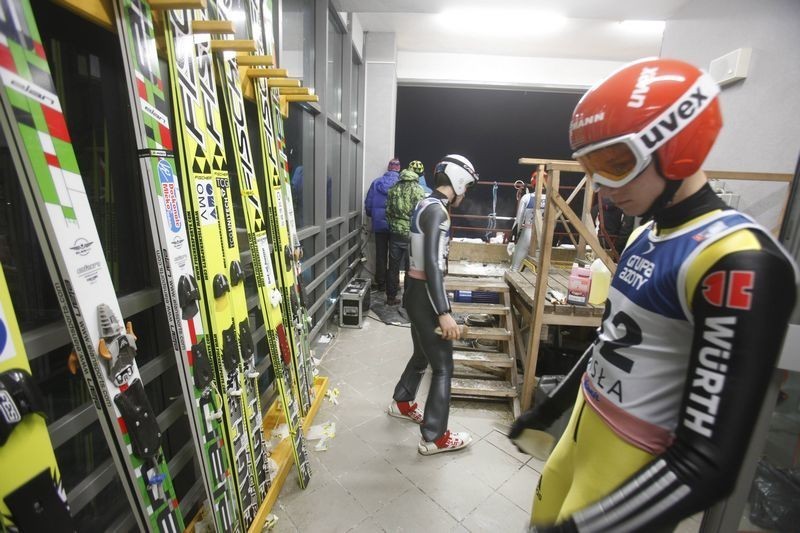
0, 1, 182, 531
0, 264, 75, 532
241, 0, 315, 417
159, 4, 270, 525
209, 0, 312, 488
110, 0, 238, 530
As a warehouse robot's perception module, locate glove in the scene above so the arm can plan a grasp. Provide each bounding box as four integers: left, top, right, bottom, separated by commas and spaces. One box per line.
507, 242, 516, 256
509, 404, 551, 439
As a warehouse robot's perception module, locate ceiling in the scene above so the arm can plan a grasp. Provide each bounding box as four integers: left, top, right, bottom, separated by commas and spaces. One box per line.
340, 0, 693, 61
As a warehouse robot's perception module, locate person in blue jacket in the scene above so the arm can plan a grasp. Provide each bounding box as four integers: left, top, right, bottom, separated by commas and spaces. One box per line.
365, 158, 401, 291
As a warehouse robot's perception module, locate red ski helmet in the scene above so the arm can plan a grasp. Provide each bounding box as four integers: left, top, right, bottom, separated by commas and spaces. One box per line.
570, 58, 722, 189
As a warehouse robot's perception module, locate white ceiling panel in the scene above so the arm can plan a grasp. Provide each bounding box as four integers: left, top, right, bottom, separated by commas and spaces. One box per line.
341, 0, 691, 61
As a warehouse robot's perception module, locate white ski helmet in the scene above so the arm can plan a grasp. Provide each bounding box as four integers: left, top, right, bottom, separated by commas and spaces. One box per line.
435, 154, 478, 196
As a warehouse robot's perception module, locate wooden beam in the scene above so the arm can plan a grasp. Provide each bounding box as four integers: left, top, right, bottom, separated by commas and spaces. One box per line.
191, 20, 234, 34
246, 68, 288, 78
518, 157, 575, 167
278, 87, 312, 95
236, 54, 274, 66
268, 78, 300, 87
521, 168, 561, 409
249, 376, 328, 533
149, 0, 206, 9
282, 94, 319, 103
550, 192, 616, 273
52, 0, 114, 31
210, 39, 256, 52
705, 170, 793, 183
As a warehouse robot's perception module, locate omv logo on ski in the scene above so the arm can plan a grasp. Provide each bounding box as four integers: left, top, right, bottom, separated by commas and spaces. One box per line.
158, 159, 182, 233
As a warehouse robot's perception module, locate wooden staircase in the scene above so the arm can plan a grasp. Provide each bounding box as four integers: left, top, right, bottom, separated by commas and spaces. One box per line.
446, 276, 521, 417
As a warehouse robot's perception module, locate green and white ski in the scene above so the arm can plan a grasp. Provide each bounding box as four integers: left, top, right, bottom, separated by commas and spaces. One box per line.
210, 0, 311, 488
110, 0, 238, 530
242, 0, 315, 416
160, 4, 269, 526
0, 0, 182, 531
0, 264, 75, 532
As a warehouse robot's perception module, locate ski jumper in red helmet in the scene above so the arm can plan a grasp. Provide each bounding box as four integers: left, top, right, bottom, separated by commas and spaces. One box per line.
509, 58, 798, 532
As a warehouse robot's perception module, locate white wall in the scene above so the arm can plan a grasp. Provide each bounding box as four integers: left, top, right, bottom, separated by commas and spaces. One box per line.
397, 51, 626, 90
661, 0, 800, 232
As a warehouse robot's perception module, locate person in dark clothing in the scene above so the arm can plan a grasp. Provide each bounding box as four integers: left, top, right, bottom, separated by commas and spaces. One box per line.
387, 154, 480, 455
593, 194, 636, 256
364, 158, 400, 291
385, 161, 427, 305
509, 58, 797, 532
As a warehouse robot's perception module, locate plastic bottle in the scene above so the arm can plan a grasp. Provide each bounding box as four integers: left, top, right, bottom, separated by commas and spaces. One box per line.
588, 258, 611, 305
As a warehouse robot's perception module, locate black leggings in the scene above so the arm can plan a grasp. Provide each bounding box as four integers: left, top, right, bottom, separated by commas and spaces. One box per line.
392, 277, 453, 442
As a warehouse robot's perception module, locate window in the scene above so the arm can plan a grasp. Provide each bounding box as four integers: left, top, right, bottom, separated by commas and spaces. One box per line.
284, 108, 315, 228
349, 140, 361, 212
281, 0, 315, 86
326, 126, 342, 219
351, 49, 361, 132
326, 12, 344, 122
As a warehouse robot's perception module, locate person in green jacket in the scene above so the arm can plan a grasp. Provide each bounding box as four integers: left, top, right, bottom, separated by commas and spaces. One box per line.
385, 160, 427, 305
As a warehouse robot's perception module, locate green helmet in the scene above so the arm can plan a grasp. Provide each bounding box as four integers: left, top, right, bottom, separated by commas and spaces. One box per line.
408, 160, 424, 175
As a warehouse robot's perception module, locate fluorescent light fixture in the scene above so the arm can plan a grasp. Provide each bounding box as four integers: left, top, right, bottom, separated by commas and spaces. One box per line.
438, 9, 568, 35
619, 20, 666, 33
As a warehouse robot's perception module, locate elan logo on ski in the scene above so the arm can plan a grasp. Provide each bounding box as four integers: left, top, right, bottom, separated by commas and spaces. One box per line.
70, 238, 93, 256
158, 159, 182, 233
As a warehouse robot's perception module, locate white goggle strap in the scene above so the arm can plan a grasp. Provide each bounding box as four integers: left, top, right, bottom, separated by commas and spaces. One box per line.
631, 72, 721, 156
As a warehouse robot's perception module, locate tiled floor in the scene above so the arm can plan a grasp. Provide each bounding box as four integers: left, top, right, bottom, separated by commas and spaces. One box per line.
269, 315, 703, 532
270, 316, 537, 532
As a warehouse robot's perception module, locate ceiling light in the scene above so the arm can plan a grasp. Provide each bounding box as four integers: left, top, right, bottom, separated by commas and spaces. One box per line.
438, 9, 568, 35
619, 20, 666, 33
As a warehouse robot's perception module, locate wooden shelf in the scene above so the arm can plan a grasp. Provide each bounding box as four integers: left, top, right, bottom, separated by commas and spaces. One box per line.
452, 378, 516, 398
451, 302, 510, 315
445, 276, 509, 293
453, 350, 514, 368
248, 376, 329, 533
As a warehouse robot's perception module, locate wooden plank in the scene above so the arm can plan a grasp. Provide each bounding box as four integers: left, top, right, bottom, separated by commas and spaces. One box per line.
453, 350, 514, 367
268, 78, 301, 87
436, 326, 511, 340
445, 276, 508, 292
250, 376, 328, 533
521, 168, 561, 410
449, 241, 510, 263
236, 54, 275, 66
191, 20, 235, 34
541, 313, 602, 327
453, 364, 506, 380
705, 170, 793, 183
551, 192, 616, 274
278, 87, 313, 96
210, 39, 256, 52
247, 67, 288, 78
451, 378, 516, 398
282, 95, 319, 103
53, 0, 114, 31
149, 0, 206, 9
518, 158, 578, 169
451, 302, 510, 315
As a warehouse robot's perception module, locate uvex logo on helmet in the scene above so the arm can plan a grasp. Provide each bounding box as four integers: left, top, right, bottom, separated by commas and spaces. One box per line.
633, 73, 721, 154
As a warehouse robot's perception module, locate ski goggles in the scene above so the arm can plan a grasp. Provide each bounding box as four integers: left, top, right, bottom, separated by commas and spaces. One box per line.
572, 134, 652, 190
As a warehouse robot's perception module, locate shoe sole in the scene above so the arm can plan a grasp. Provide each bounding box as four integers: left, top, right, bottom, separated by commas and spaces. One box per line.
418, 437, 473, 456
387, 407, 422, 424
